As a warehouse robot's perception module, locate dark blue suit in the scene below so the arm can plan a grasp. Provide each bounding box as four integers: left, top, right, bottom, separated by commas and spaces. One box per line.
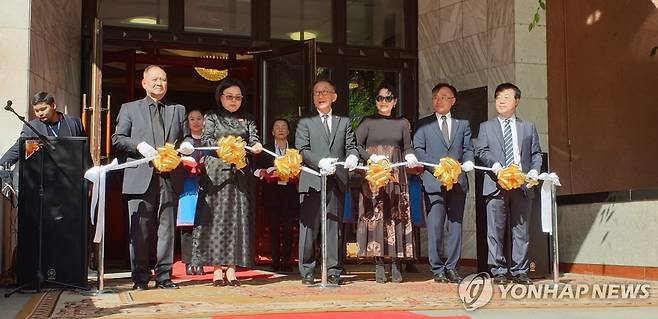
413, 113, 474, 277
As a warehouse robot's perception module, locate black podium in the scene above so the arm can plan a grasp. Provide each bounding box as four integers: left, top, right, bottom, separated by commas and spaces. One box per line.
16, 137, 89, 289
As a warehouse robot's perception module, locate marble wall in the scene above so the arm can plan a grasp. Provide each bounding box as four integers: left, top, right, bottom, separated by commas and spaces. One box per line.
29, 0, 82, 118
418, 0, 548, 261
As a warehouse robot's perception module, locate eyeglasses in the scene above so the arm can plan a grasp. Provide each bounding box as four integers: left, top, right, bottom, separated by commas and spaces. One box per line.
375, 95, 396, 102
222, 94, 243, 102
313, 90, 335, 97
495, 95, 516, 101
432, 95, 454, 101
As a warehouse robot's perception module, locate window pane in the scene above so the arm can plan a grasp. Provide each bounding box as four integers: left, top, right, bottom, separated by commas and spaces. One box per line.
184, 0, 251, 36
271, 0, 332, 43
347, 0, 405, 48
101, 0, 168, 29
348, 69, 400, 130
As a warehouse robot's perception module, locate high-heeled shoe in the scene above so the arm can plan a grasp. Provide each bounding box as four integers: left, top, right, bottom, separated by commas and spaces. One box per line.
227, 278, 241, 286
212, 278, 228, 286
185, 263, 194, 276
194, 265, 204, 275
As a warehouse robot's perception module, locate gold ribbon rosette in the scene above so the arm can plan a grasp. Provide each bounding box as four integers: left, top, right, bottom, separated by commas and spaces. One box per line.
274, 148, 303, 183
497, 164, 526, 190
365, 160, 397, 190
217, 135, 247, 169
433, 157, 462, 190
152, 143, 182, 173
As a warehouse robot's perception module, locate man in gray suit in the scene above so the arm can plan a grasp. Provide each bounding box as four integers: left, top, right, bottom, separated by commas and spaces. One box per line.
476, 82, 542, 285
413, 83, 474, 283
112, 65, 194, 290
295, 79, 359, 285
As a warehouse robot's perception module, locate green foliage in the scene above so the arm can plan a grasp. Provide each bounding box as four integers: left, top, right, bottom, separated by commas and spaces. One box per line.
529, 0, 546, 32
347, 71, 386, 131
651, 46, 658, 57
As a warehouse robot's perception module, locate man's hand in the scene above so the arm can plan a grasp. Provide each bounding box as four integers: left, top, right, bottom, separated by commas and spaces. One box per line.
404, 153, 421, 168
319, 158, 338, 175
344, 154, 359, 171
137, 142, 158, 158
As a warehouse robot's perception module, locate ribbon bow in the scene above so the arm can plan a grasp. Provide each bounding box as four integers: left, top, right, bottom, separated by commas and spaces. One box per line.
274, 149, 303, 183
433, 157, 462, 190
217, 135, 247, 169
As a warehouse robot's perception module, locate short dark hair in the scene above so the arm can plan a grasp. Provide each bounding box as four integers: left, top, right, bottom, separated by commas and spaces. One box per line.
271, 118, 290, 130
31, 91, 55, 106
215, 77, 246, 107
494, 83, 522, 99
312, 79, 336, 91
431, 83, 457, 97
376, 83, 398, 98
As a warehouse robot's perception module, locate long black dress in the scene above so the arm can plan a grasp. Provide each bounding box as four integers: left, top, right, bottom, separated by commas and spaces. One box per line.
191, 108, 260, 267
355, 114, 415, 258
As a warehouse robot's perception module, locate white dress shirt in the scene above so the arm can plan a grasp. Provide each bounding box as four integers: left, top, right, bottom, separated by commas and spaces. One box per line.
435, 112, 452, 141
318, 109, 333, 134
497, 115, 521, 167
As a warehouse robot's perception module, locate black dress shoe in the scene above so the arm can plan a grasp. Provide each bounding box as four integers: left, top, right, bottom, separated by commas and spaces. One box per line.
155, 279, 179, 289
433, 272, 449, 283
194, 265, 204, 275
301, 274, 315, 285
493, 274, 509, 285
512, 274, 533, 285
327, 274, 343, 285
212, 279, 228, 287
446, 269, 463, 283
132, 283, 148, 290
185, 263, 194, 276
228, 279, 241, 287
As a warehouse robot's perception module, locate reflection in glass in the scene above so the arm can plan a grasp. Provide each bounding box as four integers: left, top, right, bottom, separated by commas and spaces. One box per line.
347, 0, 405, 48
348, 69, 400, 130
184, 0, 251, 36
101, 0, 168, 29
263, 52, 305, 144
271, 0, 332, 43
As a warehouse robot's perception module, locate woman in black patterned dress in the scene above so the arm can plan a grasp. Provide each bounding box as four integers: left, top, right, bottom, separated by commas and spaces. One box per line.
191, 78, 263, 286
355, 83, 419, 283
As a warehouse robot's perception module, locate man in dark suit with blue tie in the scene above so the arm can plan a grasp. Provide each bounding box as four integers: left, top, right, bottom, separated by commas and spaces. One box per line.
413, 83, 475, 283
112, 65, 194, 290
476, 83, 542, 285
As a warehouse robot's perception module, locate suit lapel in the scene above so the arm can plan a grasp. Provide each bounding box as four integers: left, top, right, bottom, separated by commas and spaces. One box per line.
163, 102, 174, 142
492, 118, 505, 153
430, 116, 449, 148
139, 98, 155, 145
515, 117, 525, 157
448, 118, 459, 149
329, 115, 340, 147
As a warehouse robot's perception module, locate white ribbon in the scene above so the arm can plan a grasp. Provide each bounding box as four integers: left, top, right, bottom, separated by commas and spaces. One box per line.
84, 156, 156, 243
536, 172, 561, 234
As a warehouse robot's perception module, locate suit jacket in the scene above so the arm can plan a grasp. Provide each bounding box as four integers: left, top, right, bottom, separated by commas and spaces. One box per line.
255, 142, 299, 207
0, 112, 85, 166
111, 97, 190, 195
413, 113, 474, 194
295, 112, 358, 193
475, 116, 542, 197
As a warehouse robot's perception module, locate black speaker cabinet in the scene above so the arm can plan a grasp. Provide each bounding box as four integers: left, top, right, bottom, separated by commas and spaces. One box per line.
17, 137, 89, 288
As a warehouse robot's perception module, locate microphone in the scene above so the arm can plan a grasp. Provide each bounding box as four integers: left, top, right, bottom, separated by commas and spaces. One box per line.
4, 100, 13, 111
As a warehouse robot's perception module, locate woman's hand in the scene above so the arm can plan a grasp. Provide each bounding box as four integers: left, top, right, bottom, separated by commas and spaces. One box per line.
251, 142, 263, 154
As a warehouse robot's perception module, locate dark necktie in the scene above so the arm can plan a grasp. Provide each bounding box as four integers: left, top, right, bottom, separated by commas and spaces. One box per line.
441, 115, 449, 144
503, 119, 514, 166
152, 102, 165, 147
322, 114, 331, 138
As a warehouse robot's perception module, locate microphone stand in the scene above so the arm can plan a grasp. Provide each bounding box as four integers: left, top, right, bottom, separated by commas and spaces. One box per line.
4, 100, 88, 297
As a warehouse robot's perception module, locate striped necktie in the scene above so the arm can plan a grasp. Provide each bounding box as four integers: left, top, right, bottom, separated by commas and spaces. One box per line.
503, 119, 514, 166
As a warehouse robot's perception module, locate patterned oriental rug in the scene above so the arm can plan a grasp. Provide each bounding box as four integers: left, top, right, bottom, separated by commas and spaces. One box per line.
16, 262, 658, 318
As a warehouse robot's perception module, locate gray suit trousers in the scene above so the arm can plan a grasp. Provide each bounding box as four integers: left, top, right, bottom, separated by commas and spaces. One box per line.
426, 190, 466, 276
298, 180, 344, 278
486, 189, 532, 276
126, 174, 176, 284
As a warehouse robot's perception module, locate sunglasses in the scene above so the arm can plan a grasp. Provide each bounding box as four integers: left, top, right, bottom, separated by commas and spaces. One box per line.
375, 95, 396, 102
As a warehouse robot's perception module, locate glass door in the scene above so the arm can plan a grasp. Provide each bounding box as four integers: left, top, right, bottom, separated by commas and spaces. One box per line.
259, 39, 316, 145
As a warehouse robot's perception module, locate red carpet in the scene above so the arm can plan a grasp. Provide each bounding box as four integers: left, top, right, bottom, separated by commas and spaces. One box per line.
171, 260, 274, 281
213, 311, 471, 319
